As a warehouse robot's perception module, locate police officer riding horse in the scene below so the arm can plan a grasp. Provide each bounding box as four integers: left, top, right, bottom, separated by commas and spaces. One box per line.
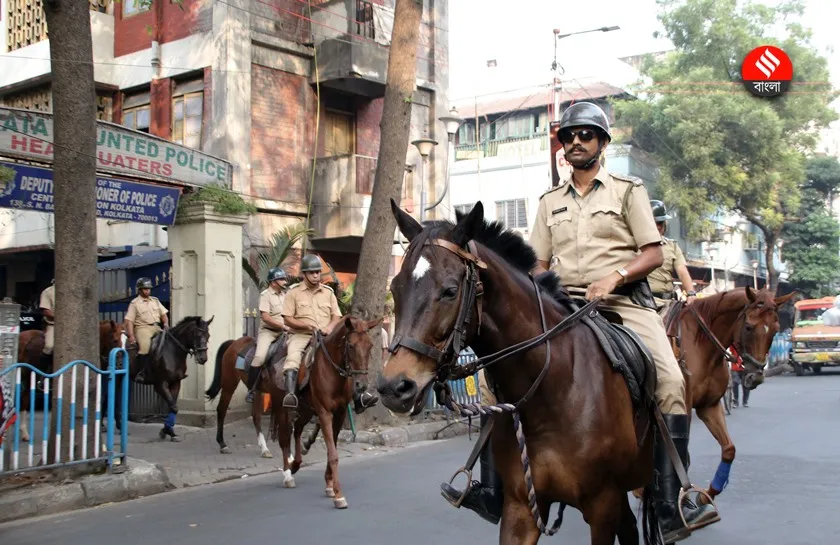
126, 277, 170, 383
441, 102, 719, 543
245, 267, 290, 403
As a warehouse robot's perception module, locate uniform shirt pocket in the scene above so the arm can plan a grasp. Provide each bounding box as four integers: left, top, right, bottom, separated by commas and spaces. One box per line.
589, 204, 622, 239
547, 213, 573, 246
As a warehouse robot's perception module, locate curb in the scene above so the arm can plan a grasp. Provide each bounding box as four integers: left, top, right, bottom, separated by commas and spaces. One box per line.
338, 418, 478, 447
0, 459, 173, 524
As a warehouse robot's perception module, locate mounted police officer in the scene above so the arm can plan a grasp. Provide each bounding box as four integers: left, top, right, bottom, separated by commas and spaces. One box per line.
125, 277, 169, 383
647, 200, 697, 314
245, 267, 290, 403
441, 102, 718, 542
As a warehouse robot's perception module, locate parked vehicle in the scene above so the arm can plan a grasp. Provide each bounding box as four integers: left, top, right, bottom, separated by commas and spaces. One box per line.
789, 296, 840, 375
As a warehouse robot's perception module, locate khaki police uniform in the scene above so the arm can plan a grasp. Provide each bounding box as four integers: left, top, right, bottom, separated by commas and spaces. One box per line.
281, 282, 341, 372
39, 285, 55, 355
529, 167, 687, 415
648, 237, 687, 315
252, 285, 287, 368
125, 295, 168, 355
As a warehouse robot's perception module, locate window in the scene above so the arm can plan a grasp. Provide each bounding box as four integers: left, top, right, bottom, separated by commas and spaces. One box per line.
355, 1, 375, 39
496, 199, 528, 229
454, 204, 474, 217
323, 109, 355, 157
122, 0, 150, 17
172, 91, 203, 149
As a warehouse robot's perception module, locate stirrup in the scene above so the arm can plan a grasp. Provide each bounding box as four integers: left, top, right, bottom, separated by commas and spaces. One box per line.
678, 486, 720, 531
443, 466, 473, 508
283, 393, 298, 408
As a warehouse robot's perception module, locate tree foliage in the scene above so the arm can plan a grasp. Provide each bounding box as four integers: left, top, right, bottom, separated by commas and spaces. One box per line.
782, 156, 840, 297
615, 0, 837, 292
242, 223, 313, 290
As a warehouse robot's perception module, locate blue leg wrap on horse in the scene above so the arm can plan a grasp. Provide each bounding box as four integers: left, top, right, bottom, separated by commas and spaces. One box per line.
165, 411, 176, 428
711, 460, 732, 492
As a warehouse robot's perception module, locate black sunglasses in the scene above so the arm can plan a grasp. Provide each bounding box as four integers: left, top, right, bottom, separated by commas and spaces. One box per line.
558, 128, 597, 144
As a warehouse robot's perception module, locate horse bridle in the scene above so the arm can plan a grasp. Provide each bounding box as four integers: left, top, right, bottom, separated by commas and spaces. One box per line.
162, 327, 209, 358
388, 239, 488, 383
687, 303, 766, 373
313, 330, 369, 379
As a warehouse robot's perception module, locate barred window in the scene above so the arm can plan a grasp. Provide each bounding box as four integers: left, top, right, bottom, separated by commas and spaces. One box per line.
495, 199, 528, 229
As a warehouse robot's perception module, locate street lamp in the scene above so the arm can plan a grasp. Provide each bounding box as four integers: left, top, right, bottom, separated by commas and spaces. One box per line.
551, 26, 620, 120
411, 137, 439, 222
751, 259, 759, 289
433, 107, 465, 221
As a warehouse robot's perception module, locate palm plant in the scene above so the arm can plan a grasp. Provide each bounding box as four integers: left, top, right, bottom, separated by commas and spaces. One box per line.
243, 223, 313, 290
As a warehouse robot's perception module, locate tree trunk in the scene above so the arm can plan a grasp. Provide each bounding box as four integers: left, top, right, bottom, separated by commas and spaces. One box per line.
43, 0, 100, 464
350, 0, 423, 427
764, 231, 780, 295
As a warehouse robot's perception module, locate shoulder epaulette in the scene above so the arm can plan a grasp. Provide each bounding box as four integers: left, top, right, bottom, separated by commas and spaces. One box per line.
539, 183, 566, 200
288, 282, 303, 291
611, 172, 644, 186
320, 284, 335, 293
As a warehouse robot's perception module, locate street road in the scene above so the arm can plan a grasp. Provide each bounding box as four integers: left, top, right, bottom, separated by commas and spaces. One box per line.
2, 373, 840, 544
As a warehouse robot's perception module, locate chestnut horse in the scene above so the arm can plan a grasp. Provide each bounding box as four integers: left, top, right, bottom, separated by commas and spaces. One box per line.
14, 320, 124, 441
664, 288, 794, 505
206, 316, 380, 508
378, 201, 665, 545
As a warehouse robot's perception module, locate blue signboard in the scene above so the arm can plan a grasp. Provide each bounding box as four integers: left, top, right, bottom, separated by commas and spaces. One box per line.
0, 161, 180, 225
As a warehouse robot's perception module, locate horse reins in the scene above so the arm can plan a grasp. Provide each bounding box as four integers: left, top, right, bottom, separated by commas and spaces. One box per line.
162, 327, 208, 358
313, 330, 368, 379
686, 303, 766, 371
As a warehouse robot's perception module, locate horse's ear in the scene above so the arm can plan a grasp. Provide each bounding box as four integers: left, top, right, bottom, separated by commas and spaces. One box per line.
452, 201, 484, 247
391, 198, 422, 242
774, 291, 796, 306
206, 315, 214, 326
344, 316, 354, 331
745, 286, 756, 303
365, 317, 384, 331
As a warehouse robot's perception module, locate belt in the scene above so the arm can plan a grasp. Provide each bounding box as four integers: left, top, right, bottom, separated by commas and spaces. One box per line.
652, 291, 674, 300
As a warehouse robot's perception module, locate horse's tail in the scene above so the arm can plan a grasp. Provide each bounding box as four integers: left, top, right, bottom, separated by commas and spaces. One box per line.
205, 339, 234, 401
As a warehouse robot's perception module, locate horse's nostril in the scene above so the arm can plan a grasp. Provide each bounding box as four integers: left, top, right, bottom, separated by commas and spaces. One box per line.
395, 379, 417, 399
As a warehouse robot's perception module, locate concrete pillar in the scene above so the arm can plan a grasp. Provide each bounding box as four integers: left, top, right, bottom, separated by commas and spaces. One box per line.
168, 202, 248, 425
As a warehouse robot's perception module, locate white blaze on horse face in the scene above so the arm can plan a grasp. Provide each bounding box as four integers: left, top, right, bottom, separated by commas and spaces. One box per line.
412, 256, 431, 281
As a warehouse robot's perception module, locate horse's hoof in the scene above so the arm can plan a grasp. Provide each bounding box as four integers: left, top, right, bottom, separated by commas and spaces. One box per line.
261, 450, 274, 459
325, 487, 335, 498
301, 447, 309, 456
170, 435, 181, 443
282, 469, 296, 488
220, 446, 232, 454
334, 497, 348, 509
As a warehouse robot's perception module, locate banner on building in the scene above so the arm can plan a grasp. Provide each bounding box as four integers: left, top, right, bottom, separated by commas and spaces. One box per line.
0, 107, 232, 188
0, 161, 181, 226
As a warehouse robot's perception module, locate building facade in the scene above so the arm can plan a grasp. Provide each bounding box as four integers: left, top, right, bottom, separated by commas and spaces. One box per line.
0, 0, 452, 307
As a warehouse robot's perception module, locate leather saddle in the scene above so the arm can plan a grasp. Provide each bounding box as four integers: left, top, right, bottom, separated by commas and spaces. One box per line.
237, 334, 316, 392
149, 330, 166, 361
570, 297, 657, 409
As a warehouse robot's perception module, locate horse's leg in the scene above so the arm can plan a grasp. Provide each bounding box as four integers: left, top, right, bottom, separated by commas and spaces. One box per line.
581, 488, 623, 545
290, 407, 310, 475
215, 383, 233, 454
252, 393, 272, 458
276, 405, 295, 489
696, 402, 734, 504
499, 499, 540, 545
616, 492, 639, 545
154, 381, 180, 442
317, 406, 347, 509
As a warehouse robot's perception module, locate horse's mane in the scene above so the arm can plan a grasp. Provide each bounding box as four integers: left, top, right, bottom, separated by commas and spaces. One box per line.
172, 316, 205, 332
408, 214, 571, 306
687, 289, 747, 318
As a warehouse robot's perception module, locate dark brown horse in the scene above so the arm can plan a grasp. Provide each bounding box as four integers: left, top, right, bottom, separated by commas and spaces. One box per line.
377, 201, 664, 545
206, 316, 380, 508
663, 288, 794, 505
14, 320, 125, 441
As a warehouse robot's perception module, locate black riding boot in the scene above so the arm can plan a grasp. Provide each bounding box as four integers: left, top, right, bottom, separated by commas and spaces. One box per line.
282, 370, 299, 408
245, 366, 262, 404
134, 354, 149, 383
653, 414, 718, 544
439, 415, 503, 525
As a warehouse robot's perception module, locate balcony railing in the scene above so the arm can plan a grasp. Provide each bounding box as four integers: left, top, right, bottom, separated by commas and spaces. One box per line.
454, 132, 549, 161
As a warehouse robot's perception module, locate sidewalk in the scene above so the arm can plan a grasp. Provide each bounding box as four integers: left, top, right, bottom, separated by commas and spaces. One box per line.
0, 413, 475, 523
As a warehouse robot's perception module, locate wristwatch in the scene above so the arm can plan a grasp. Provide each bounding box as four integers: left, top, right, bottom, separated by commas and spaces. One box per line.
686, 290, 697, 297
616, 267, 629, 285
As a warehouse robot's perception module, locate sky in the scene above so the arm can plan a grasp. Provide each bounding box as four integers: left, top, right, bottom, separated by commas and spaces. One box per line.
446, 0, 840, 103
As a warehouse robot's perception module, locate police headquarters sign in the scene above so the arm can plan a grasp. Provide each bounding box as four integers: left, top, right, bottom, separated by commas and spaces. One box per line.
0, 162, 180, 225
0, 107, 232, 187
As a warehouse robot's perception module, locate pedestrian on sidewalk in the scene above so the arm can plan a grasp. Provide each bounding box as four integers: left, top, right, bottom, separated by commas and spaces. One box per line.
731, 348, 750, 408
